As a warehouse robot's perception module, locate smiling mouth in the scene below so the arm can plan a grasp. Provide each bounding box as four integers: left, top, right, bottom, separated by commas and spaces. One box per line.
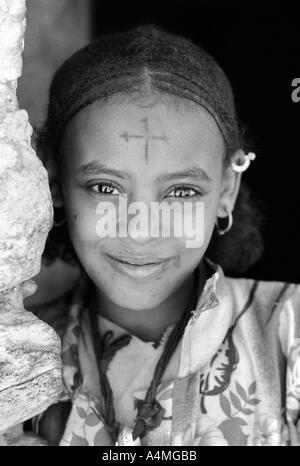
104, 253, 173, 279
105, 254, 170, 266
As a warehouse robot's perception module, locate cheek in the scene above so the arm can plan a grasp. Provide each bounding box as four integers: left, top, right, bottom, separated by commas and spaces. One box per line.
63, 191, 101, 248
170, 192, 221, 270
172, 196, 219, 249
204, 196, 220, 233
171, 207, 217, 274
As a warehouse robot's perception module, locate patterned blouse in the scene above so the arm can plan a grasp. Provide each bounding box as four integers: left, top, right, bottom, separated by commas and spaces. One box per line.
30, 260, 300, 446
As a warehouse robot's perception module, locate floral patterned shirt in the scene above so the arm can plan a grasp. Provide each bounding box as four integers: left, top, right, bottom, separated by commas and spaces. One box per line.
30, 261, 300, 446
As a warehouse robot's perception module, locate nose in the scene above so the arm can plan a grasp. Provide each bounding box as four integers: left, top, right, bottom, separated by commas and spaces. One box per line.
119, 192, 160, 246
126, 202, 155, 245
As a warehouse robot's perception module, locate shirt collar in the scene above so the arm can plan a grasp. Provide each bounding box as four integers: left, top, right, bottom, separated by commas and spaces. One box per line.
177, 259, 232, 377
190, 258, 224, 324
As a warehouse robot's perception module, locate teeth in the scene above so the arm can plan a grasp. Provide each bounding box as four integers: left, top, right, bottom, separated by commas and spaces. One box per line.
123, 260, 154, 266
118, 258, 158, 266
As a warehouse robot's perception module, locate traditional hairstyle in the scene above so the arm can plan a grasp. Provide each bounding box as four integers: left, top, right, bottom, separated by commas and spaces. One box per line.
36, 24, 264, 275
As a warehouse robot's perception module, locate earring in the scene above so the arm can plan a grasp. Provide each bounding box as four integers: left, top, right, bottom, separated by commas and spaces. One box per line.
231, 152, 256, 172
215, 210, 233, 235
53, 208, 66, 227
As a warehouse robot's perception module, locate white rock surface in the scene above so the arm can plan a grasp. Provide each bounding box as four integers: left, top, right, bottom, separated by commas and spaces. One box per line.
0, 0, 26, 82
0, 0, 62, 438
0, 112, 53, 291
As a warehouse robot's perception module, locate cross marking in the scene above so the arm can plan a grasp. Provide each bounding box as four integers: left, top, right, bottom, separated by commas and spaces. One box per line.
120, 117, 167, 163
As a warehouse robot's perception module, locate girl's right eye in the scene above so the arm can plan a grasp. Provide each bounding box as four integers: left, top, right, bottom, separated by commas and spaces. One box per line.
88, 182, 121, 196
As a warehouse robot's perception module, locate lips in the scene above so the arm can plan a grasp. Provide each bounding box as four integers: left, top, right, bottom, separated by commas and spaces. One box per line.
106, 254, 169, 266
104, 253, 173, 280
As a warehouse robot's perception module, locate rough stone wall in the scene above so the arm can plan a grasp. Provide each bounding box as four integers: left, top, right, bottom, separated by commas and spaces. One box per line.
0, 0, 62, 444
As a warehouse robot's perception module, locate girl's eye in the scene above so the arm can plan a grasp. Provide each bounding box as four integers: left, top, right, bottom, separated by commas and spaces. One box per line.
165, 186, 203, 199
89, 182, 121, 196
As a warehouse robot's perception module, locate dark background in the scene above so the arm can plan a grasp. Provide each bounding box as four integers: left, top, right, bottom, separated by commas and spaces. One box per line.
90, 0, 300, 283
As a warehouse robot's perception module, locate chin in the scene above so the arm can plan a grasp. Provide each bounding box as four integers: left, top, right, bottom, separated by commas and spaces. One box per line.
108, 287, 167, 311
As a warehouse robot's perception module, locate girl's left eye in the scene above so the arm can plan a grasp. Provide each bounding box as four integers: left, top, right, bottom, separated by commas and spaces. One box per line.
165, 186, 203, 199
89, 182, 121, 196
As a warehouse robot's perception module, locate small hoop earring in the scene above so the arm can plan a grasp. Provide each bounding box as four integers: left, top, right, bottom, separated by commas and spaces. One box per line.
215, 211, 233, 235
53, 209, 66, 227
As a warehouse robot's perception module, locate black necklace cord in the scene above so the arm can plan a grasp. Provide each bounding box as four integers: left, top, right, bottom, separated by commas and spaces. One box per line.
132, 276, 198, 441
89, 309, 131, 443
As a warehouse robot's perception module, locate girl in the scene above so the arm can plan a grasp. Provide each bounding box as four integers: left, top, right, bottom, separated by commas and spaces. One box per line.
29, 25, 300, 446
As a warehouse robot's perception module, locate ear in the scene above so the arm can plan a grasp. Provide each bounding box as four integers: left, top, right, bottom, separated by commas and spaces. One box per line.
217, 149, 243, 218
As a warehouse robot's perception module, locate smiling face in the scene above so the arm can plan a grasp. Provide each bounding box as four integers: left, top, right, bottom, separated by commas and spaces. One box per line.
58, 95, 240, 310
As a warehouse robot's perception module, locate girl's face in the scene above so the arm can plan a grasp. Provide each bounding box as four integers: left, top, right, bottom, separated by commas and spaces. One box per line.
59, 97, 239, 310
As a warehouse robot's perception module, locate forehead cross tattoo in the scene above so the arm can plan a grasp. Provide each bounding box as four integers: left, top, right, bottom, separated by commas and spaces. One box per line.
120, 117, 168, 163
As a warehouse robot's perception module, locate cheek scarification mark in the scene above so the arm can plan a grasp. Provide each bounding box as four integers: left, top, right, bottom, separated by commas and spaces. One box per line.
120, 117, 168, 163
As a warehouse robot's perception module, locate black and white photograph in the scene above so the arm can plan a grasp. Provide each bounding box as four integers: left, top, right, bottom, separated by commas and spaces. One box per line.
0, 0, 299, 450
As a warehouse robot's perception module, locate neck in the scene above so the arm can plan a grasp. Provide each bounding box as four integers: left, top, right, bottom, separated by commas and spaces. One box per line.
88, 261, 207, 344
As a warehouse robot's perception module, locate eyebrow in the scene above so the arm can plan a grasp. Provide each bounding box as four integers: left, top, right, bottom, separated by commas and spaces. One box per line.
157, 167, 212, 183
76, 161, 212, 183
76, 161, 127, 179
